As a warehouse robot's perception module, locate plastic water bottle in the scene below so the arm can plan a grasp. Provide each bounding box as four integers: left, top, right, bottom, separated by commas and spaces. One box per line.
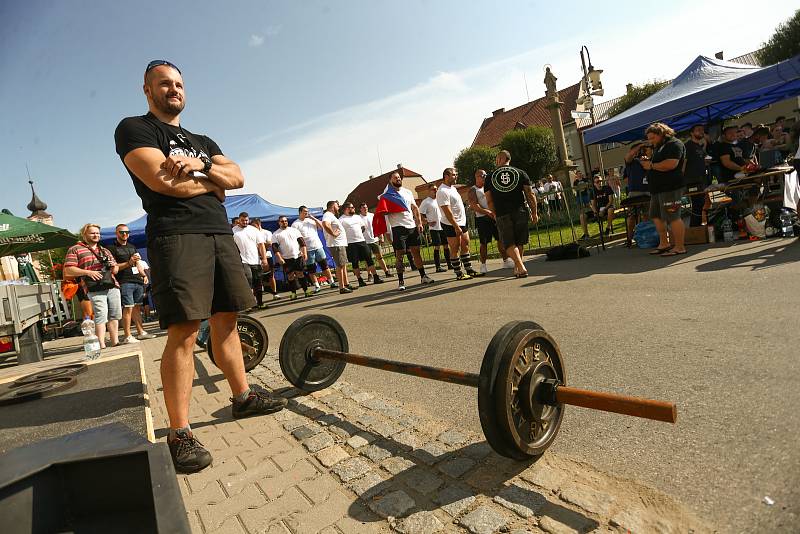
81, 316, 101, 360
722, 218, 735, 242
779, 211, 794, 237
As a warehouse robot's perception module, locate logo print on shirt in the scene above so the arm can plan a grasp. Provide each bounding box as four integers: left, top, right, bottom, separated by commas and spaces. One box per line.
491, 166, 519, 193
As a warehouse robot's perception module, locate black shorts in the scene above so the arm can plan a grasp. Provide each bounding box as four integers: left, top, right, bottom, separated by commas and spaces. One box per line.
475, 216, 499, 244
391, 226, 420, 251
496, 207, 530, 247
147, 233, 255, 329
246, 264, 263, 290
429, 229, 445, 246
347, 241, 374, 268
282, 257, 305, 273
442, 224, 468, 238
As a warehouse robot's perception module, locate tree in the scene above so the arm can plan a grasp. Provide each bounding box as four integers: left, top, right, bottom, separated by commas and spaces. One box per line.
498, 126, 558, 181
606, 80, 670, 118
757, 9, 800, 66
453, 145, 499, 186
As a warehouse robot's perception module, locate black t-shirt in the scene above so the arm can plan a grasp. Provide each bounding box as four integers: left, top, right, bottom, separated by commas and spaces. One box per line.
485, 165, 531, 217
737, 139, 755, 161
592, 185, 614, 208
624, 159, 649, 193
106, 241, 142, 285
114, 112, 231, 238
683, 139, 707, 186
716, 141, 746, 182
647, 137, 685, 194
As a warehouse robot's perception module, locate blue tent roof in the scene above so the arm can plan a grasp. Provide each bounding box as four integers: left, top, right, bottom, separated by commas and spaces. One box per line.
101, 194, 322, 247
583, 54, 800, 145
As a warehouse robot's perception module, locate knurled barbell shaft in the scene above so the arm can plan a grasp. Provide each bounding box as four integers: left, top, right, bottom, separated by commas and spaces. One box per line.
555, 386, 677, 423
312, 348, 481, 388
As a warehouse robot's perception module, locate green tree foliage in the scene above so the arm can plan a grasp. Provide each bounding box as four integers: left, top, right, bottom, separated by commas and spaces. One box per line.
498, 127, 558, 181
453, 145, 499, 186
757, 9, 800, 66
607, 80, 670, 118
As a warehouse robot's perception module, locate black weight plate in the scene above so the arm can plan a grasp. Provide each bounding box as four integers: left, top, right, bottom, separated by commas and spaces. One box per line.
478, 320, 545, 459
279, 314, 348, 392
494, 328, 566, 460
207, 315, 269, 372
12, 364, 88, 387
0, 377, 77, 406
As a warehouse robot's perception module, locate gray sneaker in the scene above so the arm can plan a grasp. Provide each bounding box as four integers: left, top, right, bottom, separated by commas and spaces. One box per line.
137, 333, 156, 340
420, 275, 435, 284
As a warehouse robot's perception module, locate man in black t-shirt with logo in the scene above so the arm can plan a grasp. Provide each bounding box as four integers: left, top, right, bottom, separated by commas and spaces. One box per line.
105, 224, 156, 344
114, 60, 286, 474
715, 125, 747, 182
590, 176, 616, 236
638, 123, 687, 256
484, 150, 539, 278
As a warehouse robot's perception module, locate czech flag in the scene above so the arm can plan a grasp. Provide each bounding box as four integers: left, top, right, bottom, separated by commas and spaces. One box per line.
372, 187, 409, 237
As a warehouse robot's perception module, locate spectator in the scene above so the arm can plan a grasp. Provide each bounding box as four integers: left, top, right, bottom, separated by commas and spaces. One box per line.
417, 184, 449, 273
321, 200, 355, 294
572, 170, 592, 240
639, 123, 687, 256
359, 203, 394, 278
468, 169, 510, 273
716, 126, 747, 182
683, 124, 709, 227
740, 122, 754, 139
232, 212, 269, 308
272, 215, 309, 299
542, 174, 563, 212
251, 218, 280, 300
106, 224, 155, 343
292, 206, 334, 293
606, 168, 622, 208
622, 143, 653, 235
64, 223, 121, 348
591, 175, 616, 236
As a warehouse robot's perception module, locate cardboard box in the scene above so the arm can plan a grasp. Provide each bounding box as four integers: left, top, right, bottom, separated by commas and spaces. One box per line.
685, 226, 709, 245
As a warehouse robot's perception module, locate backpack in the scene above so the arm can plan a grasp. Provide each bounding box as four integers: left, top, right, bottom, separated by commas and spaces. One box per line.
633, 221, 660, 249
545, 243, 590, 261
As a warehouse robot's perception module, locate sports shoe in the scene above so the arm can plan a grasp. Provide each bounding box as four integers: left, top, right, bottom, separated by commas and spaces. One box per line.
168, 429, 213, 474
137, 332, 156, 340
466, 269, 484, 278
420, 275, 435, 284
231, 387, 288, 419
272, 293, 282, 300
290, 292, 298, 301
479, 263, 488, 274
373, 275, 384, 284
304, 289, 312, 297
383, 272, 395, 278
123, 336, 140, 344
456, 272, 472, 281
339, 287, 353, 294
346, 284, 359, 291
314, 285, 321, 294
503, 258, 515, 269
357, 278, 368, 287
435, 267, 447, 273
367, 274, 373, 282
398, 284, 406, 291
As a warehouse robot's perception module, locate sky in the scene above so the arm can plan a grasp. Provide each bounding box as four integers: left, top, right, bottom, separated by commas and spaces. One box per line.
0, 0, 795, 232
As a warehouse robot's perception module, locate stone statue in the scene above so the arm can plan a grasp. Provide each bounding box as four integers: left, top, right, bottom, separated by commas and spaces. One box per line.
544, 67, 557, 97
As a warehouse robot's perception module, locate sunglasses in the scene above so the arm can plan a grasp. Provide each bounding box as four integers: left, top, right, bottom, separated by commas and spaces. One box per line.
145, 60, 181, 74
118, 230, 130, 234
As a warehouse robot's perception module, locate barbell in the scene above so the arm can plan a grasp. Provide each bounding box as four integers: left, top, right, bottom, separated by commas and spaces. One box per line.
278, 315, 677, 460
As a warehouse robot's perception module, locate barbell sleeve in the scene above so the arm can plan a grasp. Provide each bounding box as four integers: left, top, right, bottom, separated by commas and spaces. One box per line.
555, 386, 677, 423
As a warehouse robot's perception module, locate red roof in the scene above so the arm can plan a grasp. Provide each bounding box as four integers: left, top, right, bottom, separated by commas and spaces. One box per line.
345, 166, 426, 209
471, 82, 581, 147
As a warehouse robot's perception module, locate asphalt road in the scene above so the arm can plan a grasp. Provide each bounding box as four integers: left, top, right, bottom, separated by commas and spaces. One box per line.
255, 238, 800, 533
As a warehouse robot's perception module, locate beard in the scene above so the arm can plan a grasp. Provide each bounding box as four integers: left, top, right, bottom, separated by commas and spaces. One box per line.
154, 93, 185, 115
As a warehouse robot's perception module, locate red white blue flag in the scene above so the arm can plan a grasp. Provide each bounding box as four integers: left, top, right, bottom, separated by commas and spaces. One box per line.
372, 187, 409, 237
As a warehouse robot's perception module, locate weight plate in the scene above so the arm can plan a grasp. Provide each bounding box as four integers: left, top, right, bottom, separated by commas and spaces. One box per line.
207, 315, 269, 372
478, 320, 546, 459
12, 364, 88, 387
494, 328, 566, 459
279, 314, 348, 392
0, 377, 77, 406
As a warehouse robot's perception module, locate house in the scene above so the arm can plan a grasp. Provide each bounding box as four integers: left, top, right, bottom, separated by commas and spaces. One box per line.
345, 166, 428, 210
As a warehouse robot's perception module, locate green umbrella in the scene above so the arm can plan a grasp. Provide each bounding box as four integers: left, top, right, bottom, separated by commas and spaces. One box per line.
0, 212, 78, 256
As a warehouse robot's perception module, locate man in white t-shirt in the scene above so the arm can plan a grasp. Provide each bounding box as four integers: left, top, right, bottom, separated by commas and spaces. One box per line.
272, 216, 308, 300
321, 201, 356, 294
436, 168, 481, 280
381, 172, 433, 291
292, 206, 334, 293
232, 212, 269, 307
358, 203, 393, 279
251, 218, 280, 301
340, 202, 383, 286
418, 183, 449, 273
468, 170, 511, 273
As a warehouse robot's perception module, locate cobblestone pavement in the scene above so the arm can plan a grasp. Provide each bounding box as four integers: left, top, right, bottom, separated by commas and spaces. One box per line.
131, 332, 711, 534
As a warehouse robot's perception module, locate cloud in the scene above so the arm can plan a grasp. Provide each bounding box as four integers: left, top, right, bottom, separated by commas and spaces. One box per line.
264, 25, 282, 37
248, 34, 265, 47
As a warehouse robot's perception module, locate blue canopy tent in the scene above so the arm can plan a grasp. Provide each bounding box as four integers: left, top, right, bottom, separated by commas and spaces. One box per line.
583, 54, 800, 145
